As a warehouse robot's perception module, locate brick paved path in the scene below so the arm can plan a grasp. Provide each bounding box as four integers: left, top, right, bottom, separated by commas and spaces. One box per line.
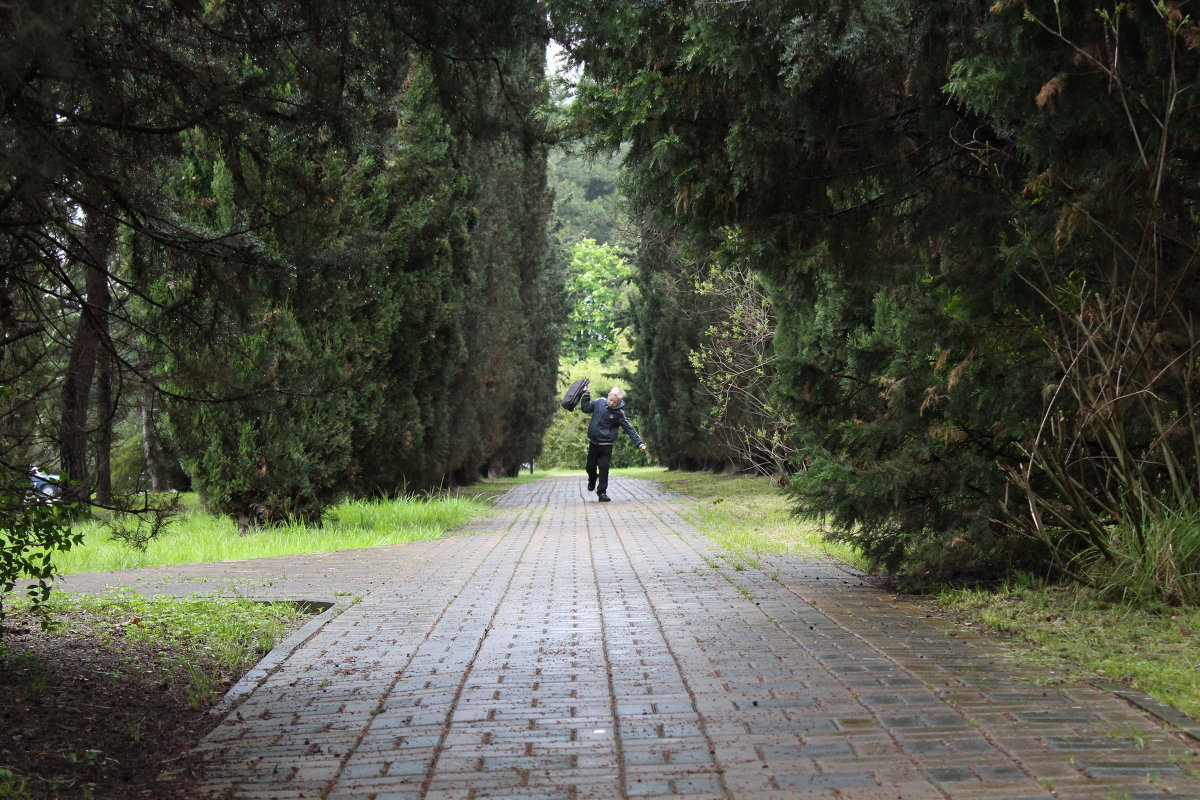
190, 476, 1200, 799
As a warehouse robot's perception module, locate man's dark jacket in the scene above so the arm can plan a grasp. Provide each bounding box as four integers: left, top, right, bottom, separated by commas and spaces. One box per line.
580, 392, 644, 448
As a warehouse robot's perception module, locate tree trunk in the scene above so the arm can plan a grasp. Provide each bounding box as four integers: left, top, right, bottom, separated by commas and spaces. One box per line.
94, 343, 114, 505
59, 210, 114, 507
141, 383, 168, 492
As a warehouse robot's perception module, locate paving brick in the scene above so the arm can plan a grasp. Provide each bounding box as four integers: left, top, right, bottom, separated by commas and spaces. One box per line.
124, 474, 1200, 799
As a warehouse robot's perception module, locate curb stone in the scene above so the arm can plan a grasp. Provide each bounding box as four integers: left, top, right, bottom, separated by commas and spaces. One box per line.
1096, 680, 1200, 744
210, 600, 344, 717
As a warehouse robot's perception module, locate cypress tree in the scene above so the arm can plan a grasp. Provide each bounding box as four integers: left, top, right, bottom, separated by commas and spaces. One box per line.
161, 32, 561, 515
0, 0, 563, 526
627, 223, 719, 471
550, 0, 1048, 574
944, 1, 1200, 571
553, 0, 1200, 581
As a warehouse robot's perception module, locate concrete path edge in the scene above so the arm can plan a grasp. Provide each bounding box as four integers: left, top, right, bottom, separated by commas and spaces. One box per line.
210, 600, 345, 717
1095, 680, 1200, 744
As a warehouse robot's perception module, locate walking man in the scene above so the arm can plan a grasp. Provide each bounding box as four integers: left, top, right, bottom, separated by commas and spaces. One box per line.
581, 386, 647, 501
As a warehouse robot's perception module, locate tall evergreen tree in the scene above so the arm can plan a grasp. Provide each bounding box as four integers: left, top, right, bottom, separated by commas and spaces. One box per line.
552, 0, 1200, 581
549, 0, 1049, 574
627, 222, 718, 471
3, 0, 564, 531
155, 18, 561, 517
944, 1, 1200, 574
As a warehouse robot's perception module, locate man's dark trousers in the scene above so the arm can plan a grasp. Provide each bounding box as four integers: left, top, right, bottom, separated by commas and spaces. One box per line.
586, 442, 614, 494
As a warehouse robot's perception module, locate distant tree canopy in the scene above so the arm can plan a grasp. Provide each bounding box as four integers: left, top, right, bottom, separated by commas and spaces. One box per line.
550, 0, 1200, 584
0, 0, 563, 541
561, 238, 634, 365
548, 149, 624, 245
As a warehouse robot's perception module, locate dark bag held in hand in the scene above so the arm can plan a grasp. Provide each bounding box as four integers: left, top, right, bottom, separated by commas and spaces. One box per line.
561, 378, 589, 411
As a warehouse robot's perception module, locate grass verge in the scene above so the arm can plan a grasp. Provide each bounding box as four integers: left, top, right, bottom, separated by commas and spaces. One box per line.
1, 592, 309, 799
936, 581, 1200, 720
616, 467, 866, 568
623, 467, 1200, 724
56, 492, 493, 574
19, 591, 310, 708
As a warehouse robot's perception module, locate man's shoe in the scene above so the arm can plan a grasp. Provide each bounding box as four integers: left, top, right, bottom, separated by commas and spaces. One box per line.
587, 477, 596, 492
597, 493, 611, 502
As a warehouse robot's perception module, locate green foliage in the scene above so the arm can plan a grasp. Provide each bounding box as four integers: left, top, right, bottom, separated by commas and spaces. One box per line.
1, 1, 562, 597
548, 148, 624, 245
627, 225, 723, 472
445, 52, 566, 482
687, 250, 795, 479
552, 0, 1200, 585
0, 470, 83, 618
561, 238, 635, 364
164, 296, 362, 524
538, 410, 589, 471
101, 493, 183, 554
109, 409, 189, 495
0, 480, 81, 623
147, 21, 562, 517
777, 256, 1047, 578
946, 1, 1200, 586
539, 366, 590, 471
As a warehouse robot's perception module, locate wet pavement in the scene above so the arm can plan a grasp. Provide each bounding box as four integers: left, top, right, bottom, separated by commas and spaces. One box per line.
75, 475, 1200, 798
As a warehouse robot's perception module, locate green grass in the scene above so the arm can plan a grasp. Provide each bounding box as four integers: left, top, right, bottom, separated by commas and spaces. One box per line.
1087, 506, 1200, 606
12, 590, 309, 709
55, 492, 493, 574
0, 769, 28, 799
938, 581, 1200, 720
616, 466, 866, 568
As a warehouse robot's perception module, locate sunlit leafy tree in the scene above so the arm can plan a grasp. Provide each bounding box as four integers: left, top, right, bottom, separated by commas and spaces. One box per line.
561, 238, 634, 364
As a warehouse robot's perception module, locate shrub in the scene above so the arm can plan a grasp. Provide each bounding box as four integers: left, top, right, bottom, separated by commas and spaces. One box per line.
0, 482, 82, 624
1081, 508, 1200, 607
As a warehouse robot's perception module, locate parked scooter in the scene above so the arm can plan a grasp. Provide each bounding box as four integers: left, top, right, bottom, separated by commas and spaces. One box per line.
28, 469, 62, 501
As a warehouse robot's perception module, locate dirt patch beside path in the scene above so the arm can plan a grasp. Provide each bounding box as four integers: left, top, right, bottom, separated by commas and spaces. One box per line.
0, 606, 262, 800
0, 542, 440, 799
